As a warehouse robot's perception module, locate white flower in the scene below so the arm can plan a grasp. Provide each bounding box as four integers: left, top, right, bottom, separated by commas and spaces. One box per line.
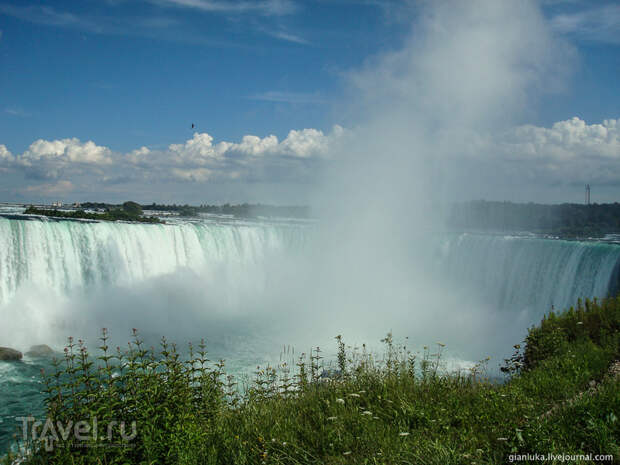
336, 398, 345, 404
343, 451, 352, 455
348, 393, 361, 398
362, 411, 372, 415
327, 416, 337, 421
399, 432, 409, 436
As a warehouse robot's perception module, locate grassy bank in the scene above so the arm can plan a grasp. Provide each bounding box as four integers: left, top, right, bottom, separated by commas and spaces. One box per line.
4, 298, 619, 464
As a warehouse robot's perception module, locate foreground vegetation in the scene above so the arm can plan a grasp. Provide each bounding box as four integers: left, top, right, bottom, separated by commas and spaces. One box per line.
24, 202, 163, 224
4, 297, 619, 464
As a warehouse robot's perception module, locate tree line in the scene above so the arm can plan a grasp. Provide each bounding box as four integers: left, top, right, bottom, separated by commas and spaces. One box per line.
449, 200, 620, 237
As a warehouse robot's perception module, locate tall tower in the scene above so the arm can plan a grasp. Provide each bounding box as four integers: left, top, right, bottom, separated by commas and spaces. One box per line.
585, 184, 591, 205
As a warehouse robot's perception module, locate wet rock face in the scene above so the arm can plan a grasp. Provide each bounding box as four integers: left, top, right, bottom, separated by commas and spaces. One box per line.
0, 347, 23, 361
26, 344, 55, 358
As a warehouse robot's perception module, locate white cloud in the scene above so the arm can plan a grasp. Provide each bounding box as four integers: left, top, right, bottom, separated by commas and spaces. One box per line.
279, 128, 331, 158
3, 118, 617, 195
171, 167, 213, 182
168, 133, 224, 165
127, 146, 151, 161
22, 180, 74, 195
551, 4, 620, 44
165, 127, 339, 167
5, 107, 31, 117
447, 117, 620, 189
0, 126, 343, 189
228, 134, 280, 157
151, 0, 297, 16
249, 91, 327, 105
0, 144, 13, 162
502, 117, 620, 160
264, 29, 308, 44
21, 138, 111, 165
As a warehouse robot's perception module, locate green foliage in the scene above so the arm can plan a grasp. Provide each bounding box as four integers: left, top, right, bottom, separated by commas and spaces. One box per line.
5, 298, 619, 464
122, 201, 143, 216
522, 297, 620, 371
24, 205, 163, 224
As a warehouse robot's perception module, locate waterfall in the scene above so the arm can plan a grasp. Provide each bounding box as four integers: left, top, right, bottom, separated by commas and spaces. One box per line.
0, 217, 304, 307
1, 220, 618, 329
437, 233, 620, 315
0, 219, 618, 356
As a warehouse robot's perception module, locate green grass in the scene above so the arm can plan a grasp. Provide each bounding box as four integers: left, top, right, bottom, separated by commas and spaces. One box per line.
4, 297, 619, 464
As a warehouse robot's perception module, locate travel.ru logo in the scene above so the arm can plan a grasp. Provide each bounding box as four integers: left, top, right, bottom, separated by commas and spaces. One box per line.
16, 416, 137, 451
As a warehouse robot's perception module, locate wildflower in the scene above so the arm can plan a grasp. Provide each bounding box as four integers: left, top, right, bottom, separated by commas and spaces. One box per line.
327, 416, 337, 421
282, 442, 287, 446
497, 437, 508, 441
358, 390, 366, 394
373, 416, 380, 420
348, 393, 361, 398
271, 438, 276, 443
399, 432, 409, 436
336, 398, 345, 405
343, 451, 352, 455
577, 321, 583, 325
362, 411, 372, 415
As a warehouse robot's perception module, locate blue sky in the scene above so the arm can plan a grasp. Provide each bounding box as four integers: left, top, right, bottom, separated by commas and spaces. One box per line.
0, 0, 619, 204
0, 0, 409, 153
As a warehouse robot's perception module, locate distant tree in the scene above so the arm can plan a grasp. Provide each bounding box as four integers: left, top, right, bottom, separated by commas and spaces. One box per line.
178, 206, 198, 217
122, 201, 143, 217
